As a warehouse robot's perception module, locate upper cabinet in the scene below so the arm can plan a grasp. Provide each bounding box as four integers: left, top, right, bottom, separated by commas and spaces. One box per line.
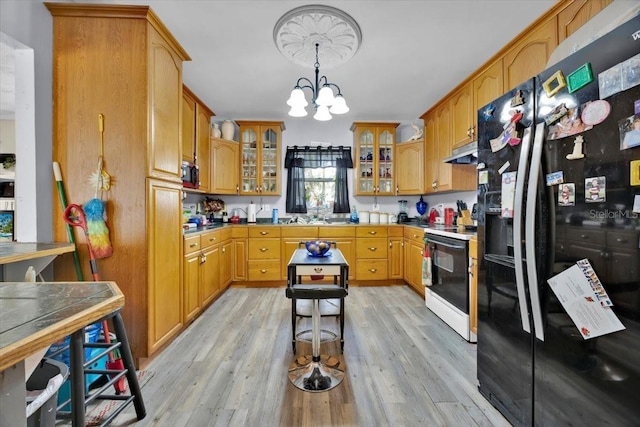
502, 17, 557, 92
450, 83, 474, 149
557, 0, 612, 43
236, 121, 284, 195
182, 85, 214, 193
395, 140, 424, 195
473, 59, 504, 115
351, 122, 399, 196
210, 137, 240, 194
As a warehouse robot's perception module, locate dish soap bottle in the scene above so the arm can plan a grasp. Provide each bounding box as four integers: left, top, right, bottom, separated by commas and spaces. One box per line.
350, 205, 359, 223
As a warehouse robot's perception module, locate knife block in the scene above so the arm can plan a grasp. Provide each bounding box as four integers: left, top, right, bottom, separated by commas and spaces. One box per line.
457, 209, 473, 226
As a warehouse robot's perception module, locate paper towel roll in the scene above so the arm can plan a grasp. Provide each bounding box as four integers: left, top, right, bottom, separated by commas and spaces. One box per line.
247, 203, 257, 223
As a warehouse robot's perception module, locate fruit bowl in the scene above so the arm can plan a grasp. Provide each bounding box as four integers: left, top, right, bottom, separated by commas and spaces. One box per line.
305, 240, 332, 257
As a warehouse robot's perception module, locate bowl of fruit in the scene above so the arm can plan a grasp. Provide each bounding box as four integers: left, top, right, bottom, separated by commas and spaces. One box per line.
305, 240, 332, 257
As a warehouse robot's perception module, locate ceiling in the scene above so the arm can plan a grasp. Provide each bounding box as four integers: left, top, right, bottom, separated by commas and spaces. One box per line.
3, 0, 558, 124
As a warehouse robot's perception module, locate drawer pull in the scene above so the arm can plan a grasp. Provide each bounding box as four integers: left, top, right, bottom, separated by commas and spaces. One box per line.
200, 255, 206, 263
314, 267, 323, 273
413, 234, 420, 238
208, 237, 216, 242
368, 247, 377, 251
368, 231, 377, 235
260, 231, 269, 235
260, 247, 269, 252
368, 268, 377, 273
260, 269, 267, 273
189, 243, 199, 248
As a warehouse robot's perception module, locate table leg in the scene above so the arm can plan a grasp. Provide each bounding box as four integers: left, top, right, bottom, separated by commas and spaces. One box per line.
0, 363, 26, 427
70, 329, 85, 426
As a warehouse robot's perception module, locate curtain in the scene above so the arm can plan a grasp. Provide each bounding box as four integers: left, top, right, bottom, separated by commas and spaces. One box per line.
284, 146, 353, 214
286, 157, 307, 213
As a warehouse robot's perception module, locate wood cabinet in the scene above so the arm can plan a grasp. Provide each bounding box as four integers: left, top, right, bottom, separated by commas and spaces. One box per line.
351, 122, 399, 195
450, 83, 474, 149
355, 226, 389, 280
395, 140, 424, 195
403, 226, 425, 296
219, 228, 233, 290
183, 234, 202, 323
210, 138, 240, 194
281, 226, 319, 280
473, 59, 505, 119
236, 121, 284, 195
247, 226, 281, 281
503, 17, 557, 91
469, 237, 478, 337
557, 0, 612, 43
232, 226, 248, 281
182, 85, 214, 192
319, 226, 356, 281
200, 230, 221, 307
48, 3, 190, 363
388, 227, 404, 280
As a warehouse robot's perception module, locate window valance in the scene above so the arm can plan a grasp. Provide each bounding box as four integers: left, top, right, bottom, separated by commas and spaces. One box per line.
284, 145, 353, 169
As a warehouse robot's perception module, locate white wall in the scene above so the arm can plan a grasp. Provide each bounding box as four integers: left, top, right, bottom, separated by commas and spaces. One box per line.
0, 120, 16, 153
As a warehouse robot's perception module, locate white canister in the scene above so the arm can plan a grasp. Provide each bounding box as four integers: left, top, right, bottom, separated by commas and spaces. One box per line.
221, 120, 235, 140
360, 211, 370, 224
379, 212, 389, 224
369, 212, 380, 224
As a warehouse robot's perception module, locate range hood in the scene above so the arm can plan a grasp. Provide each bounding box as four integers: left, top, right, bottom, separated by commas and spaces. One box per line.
443, 140, 478, 164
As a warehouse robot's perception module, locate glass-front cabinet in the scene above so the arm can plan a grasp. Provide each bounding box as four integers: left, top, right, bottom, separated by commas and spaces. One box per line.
236, 121, 284, 195
351, 122, 399, 195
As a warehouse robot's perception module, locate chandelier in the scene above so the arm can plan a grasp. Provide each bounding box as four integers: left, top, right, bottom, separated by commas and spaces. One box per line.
274, 5, 361, 121
286, 43, 349, 121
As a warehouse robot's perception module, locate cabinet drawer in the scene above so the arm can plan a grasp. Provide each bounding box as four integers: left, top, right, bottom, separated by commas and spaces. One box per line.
606, 231, 638, 250
388, 226, 404, 237
356, 260, 388, 280
319, 226, 355, 238
200, 230, 219, 250
248, 239, 280, 259
184, 235, 201, 255
566, 228, 605, 245
356, 237, 388, 259
232, 225, 248, 238
249, 226, 281, 238
248, 260, 281, 281
356, 226, 388, 238
219, 227, 232, 241
403, 226, 424, 243
281, 226, 318, 238
295, 265, 341, 276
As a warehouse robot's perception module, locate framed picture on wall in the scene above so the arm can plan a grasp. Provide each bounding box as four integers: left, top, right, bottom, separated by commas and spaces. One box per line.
0, 210, 14, 242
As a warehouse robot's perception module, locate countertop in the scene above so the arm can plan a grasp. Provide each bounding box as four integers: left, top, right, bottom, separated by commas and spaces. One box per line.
183, 220, 477, 240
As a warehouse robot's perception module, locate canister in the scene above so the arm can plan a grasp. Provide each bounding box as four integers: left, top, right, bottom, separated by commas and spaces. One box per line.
369, 211, 380, 224
359, 211, 370, 223
379, 212, 389, 224
272, 208, 278, 224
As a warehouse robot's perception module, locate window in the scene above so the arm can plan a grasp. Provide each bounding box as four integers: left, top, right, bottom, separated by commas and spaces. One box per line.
304, 167, 336, 214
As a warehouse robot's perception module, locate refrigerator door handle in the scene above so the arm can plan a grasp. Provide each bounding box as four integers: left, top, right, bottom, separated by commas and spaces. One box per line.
513, 127, 532, 334
525, 122, 546, 341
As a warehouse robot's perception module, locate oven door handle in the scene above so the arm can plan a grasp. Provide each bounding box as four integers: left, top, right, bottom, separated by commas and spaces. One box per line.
424, 237, 466, 250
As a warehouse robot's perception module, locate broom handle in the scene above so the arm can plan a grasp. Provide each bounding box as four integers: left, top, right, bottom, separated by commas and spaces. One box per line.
53, 162, 84, 281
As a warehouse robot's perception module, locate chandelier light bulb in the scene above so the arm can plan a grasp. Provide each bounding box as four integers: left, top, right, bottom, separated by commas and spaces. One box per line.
316, 86, 336, 107
313, 105, 332, 121
329, 94, 349, 114
287, 88, 308, 107
288, 105, 308, 117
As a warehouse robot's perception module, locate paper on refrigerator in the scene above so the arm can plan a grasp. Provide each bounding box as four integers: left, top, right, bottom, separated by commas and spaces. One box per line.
547, 259, 625, 339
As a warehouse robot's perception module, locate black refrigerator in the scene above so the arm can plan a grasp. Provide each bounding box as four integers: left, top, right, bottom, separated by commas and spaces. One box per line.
476, 15, 640, 427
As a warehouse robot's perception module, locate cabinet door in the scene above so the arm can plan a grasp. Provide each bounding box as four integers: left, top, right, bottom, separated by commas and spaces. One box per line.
377, 127, 395, 195
474, 59, 504, 122
220, 240, 233, 290
503, 18, 557, 91
260, 125, 281, 195
388, 237, 403, 280
396, 141, 424, 195
239, 124, 259, 194
211, 139, 239, 194
183, 252, 201, 323
333, 239, 356, 281
423, 113, 437, 193
557, 0, 612, 43
409, 241, 424, 294
196, 105, 212, 193
450, 82, 474, 149
355, 127, 376, 195
435, 103, 452, 192
201, 244, 220, 307
147, 179, 183, 352
238, 122, 283, 195
233, 239, 247, 281
148, 28, 183, 181
182, 91, 196, 162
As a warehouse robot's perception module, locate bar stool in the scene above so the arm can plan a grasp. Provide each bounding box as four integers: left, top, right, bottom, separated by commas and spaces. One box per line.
285, 284, 347, 392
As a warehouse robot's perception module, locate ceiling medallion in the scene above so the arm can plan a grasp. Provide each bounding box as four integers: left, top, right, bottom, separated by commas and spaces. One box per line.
273, 5, 362, 69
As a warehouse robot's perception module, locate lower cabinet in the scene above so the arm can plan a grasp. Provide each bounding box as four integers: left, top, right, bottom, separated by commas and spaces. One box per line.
248, 226, 281, 281
220, 228, 233, 290
200, 230, 221, 307
388, 226, 404, 280
319, 226, 356, 281
183, 235, 202, 323
355, 226, 388, 280
281, 226, 319, 280
232, 226, 248, 281
403, 226, 425, 296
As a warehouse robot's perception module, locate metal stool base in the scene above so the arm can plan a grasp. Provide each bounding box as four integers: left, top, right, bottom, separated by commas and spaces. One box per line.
295, 329, 337, 343
288, 355, 345, 392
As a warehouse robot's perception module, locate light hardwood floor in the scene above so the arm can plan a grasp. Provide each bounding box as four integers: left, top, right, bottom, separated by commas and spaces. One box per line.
88, 286, 511, 426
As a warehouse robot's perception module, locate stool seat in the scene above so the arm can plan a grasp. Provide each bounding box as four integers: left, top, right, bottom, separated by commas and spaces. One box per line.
286, 284, 348, 300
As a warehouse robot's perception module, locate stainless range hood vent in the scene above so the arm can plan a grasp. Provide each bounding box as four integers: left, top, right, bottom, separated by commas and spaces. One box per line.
443, 140, 477, 164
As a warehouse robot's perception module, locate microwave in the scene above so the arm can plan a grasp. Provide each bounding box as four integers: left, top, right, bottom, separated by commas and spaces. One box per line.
181, 161, 199, 189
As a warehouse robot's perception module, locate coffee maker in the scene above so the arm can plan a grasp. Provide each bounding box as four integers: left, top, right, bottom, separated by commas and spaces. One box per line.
397, 200, 409, 223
